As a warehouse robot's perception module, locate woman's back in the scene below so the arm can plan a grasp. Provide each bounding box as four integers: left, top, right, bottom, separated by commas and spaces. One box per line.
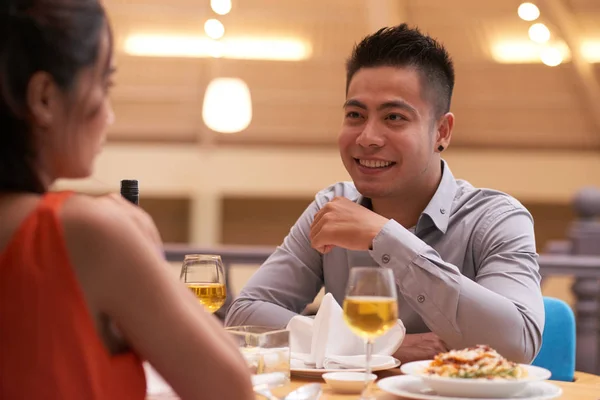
0, 192, 146, 399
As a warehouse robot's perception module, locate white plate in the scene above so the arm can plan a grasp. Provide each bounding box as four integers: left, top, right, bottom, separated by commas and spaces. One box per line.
400, 360, 552, 398
290, 358, 401, 378
377, 375, 562, 400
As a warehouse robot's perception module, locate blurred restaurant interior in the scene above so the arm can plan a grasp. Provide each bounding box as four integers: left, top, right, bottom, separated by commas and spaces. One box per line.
51, 0, 600, 369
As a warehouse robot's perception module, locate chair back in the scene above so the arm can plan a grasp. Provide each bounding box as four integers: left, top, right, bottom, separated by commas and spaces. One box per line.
531, 297, 576, 381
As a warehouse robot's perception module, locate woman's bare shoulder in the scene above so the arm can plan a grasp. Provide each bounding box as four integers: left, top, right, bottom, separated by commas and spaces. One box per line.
60, 194, 137, 242
59, 194, 157, 271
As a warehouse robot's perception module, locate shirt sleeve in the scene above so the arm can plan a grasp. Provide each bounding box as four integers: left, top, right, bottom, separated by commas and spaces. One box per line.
369, 204, 545, 363
224, 200, 324, 328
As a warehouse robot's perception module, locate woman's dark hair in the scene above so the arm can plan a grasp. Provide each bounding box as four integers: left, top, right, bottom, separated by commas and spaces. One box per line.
0, 0, 109, 193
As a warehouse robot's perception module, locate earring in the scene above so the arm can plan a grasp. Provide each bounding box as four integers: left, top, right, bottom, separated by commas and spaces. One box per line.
437, 145, 444, 152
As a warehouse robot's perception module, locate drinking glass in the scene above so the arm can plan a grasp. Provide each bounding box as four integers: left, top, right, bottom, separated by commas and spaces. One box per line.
180, 254, 226, 313
225, 326, 291, 387
342, 267, 398, 400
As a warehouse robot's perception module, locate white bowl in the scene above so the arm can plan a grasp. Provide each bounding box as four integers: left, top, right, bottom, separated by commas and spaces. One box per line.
401, 360, 552, 398
322, 372, 377, 394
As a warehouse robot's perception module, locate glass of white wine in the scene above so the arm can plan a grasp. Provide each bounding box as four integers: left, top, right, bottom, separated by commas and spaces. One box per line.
180, 254, 227, 314
343, 267, 398, 400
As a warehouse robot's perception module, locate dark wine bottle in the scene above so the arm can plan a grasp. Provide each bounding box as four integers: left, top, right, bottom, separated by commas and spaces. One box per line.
120, 179, 139, 205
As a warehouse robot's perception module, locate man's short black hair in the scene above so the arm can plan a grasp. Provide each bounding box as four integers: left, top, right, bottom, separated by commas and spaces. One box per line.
346, 24, 455, 118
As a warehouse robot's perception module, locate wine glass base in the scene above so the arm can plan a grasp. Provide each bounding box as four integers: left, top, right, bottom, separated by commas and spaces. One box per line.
360, 385, 377, 400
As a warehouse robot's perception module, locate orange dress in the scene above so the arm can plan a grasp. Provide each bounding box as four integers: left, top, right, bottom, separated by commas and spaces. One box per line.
0, 192, 146, 399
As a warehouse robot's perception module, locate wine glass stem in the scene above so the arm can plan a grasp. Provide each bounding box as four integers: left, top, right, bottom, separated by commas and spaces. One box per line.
362, 338, 374, 399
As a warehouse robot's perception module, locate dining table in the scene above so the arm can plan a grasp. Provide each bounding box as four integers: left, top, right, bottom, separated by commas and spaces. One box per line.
265, 370, 600, 400
145, 366, 600, 399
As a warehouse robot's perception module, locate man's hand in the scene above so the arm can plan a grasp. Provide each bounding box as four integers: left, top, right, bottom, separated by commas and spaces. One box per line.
394, 333, 449, 364
310, 197, 389, 254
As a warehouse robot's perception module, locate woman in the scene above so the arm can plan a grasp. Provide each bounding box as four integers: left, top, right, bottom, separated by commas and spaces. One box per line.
0, 1, 254, 399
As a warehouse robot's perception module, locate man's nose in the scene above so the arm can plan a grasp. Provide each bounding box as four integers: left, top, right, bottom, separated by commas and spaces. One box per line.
355, 119, 384, 148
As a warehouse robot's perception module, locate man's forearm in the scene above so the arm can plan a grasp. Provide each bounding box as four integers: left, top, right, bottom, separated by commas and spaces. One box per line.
225, 297, 298, 328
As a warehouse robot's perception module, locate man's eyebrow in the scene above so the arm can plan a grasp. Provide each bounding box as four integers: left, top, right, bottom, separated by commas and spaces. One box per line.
343, 98, 418, 116
343, 99, 367, 109
377, 100, 418, 115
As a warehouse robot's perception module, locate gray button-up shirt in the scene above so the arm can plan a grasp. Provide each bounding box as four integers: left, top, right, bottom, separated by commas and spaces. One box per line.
225, 160, 545, 363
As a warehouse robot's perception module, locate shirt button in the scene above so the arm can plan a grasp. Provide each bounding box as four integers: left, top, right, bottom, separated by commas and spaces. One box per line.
440, 208, 446, 214
381, 254, 391, 264
417, 295, 426, 303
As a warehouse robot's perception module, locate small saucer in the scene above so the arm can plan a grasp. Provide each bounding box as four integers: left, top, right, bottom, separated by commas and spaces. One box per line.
322, 371, 377, 394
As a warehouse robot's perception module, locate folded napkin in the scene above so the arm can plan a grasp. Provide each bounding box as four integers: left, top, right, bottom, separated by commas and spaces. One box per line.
287, 293, 405, 369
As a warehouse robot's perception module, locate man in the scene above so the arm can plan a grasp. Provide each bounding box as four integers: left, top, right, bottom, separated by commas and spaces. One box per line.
225, 24, 544, 364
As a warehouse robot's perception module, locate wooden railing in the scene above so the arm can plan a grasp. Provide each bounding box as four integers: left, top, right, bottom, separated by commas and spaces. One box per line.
164, 244, 274, 266
537, 254, 600, 374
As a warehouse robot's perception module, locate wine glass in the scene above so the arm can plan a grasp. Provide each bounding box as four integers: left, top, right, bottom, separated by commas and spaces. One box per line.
343, 267, 398, 400
180, 254, 227, 314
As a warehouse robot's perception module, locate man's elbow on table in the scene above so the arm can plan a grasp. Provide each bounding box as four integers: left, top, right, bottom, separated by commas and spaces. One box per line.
514, 328, 543, 365
224, 298, 253, 327
505, 313, 544, 364
481, 325, 542, 365
447, 316, 543, 365
499, 341, 539, 365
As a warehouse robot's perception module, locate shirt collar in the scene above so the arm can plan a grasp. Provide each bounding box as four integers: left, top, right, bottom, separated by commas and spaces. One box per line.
356, 159, 458, 234
419, 159, 458, 234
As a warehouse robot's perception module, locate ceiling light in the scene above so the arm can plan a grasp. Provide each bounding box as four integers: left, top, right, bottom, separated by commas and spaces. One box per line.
518, 3, 540, 21
581, 40, 600, 62
540, 46, 563, 66
528, 23, 551, 43
211, 0, 232, 15
204, 19, 225, 40
491, 40, 571, 63
124, 34, 312, 61
203, 78, 252, 134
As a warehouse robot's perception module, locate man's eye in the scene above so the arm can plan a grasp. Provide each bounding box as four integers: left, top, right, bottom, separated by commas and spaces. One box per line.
386, 114, 405, 121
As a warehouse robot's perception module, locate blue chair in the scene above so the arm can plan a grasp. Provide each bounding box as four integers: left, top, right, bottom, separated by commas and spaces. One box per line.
531, 297, 576, 381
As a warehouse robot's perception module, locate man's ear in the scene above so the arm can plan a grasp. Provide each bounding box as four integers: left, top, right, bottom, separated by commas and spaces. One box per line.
435, 112, 454, 153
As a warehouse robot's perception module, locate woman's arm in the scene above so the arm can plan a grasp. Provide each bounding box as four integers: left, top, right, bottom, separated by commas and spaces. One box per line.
61, 195, 254, 400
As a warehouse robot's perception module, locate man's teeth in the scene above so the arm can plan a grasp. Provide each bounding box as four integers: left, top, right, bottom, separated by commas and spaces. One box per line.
359, 159, 393, 168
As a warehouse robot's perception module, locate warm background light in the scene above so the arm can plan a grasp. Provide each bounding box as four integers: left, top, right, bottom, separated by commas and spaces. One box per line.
204, 19, 225, 39
491, 40, 571, 64
222, 38, 311, 61
208, 40, 224, 58
202, 78, 252, 134
581, 41, 600, 63
529, 23, 551, 43
540, 46, 564, 66
211, 0, 232, 15
518, 2, 540, 21
123, 34, 311, 61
